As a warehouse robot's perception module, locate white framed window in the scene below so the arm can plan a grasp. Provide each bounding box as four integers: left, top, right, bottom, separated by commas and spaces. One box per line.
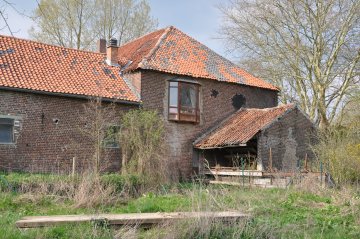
0, 118, 14, 144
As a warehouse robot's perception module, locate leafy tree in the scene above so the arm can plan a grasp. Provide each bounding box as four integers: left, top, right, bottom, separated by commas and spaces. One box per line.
30, 0, 158, 50
218, 0, 360, 128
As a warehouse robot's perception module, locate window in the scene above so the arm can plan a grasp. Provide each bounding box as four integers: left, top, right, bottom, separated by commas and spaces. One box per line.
168, 81, 200, 123
103, 125, 120, 148
0, 118, 14, 144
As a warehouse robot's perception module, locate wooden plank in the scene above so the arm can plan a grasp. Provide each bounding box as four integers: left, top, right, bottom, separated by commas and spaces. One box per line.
205, 170, 263, 177
209, 180, 280, 188
262, 172, 325, 177
16, 211, 250, 228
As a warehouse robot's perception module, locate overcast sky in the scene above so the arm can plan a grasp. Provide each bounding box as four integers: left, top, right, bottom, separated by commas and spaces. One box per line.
0, 0, 231, 58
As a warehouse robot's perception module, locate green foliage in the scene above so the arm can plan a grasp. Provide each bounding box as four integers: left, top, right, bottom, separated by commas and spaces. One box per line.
119, 193, 191, 213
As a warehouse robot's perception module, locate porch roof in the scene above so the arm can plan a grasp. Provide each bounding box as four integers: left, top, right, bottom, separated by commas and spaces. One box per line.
193, 104, 295, 149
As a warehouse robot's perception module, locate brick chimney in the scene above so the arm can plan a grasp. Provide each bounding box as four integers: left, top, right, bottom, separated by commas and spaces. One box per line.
97, 39, 106, 54
106, 38, 119, 66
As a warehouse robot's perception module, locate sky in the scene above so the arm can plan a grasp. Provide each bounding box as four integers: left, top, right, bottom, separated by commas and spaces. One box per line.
0, 0, 231, 59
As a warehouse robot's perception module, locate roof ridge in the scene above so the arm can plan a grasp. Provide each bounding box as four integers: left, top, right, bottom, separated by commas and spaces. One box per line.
244, 103, 295, 111
118, 27, 168, 49
138, 26, 173, 68
0, 34, 104, 56
156, 27, 263, 84
258, 104, 298, 133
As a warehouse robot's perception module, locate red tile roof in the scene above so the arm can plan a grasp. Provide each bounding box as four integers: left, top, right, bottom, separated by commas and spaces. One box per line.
0, 35, 139, 102
194, 104, 295, 149
118, 26, 278, 91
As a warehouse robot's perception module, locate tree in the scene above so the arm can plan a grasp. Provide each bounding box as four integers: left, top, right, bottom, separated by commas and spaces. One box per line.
94, 0, 158, 46
218, 0, 360, 128
79, 98, 116, 174
0, 1, 13, 36
30, 0, 157, 50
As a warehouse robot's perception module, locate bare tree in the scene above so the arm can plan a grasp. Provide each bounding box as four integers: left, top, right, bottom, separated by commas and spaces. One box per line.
219, 0, 360, 128
30, 0, 157, 50
79, 97, 116, 174
94, 0, 158, 46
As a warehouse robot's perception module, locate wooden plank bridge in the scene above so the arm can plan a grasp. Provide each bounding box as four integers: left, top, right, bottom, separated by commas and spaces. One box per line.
16, 211, 250, 228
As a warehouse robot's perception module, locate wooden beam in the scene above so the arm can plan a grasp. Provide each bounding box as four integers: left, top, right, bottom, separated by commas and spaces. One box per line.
205, 169, 263, 177
209, 180, 278, 188
16, 212, 250, 228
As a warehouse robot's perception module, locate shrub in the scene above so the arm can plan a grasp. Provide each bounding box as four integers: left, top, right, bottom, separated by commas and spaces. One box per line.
313, 124, 360, 185
119, 109, 170, 192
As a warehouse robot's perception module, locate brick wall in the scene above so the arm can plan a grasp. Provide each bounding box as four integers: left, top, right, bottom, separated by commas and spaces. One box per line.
0, 90, 137, 173
257, 107, 316, 172
138, 70, 278, 178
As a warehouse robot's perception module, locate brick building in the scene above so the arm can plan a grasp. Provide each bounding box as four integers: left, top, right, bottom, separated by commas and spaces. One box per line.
0, 26, 315, 177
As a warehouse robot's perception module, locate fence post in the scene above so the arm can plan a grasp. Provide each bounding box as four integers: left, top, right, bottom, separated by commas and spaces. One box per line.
72, 157, 76, 177
241, 157, 245, 187
269, 147, 273, 172
320, 161, 323, 186
297, 159, 301, 184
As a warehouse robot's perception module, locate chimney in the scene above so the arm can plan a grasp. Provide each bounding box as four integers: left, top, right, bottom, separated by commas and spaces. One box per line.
97, 39, 106, 54
106, 38, 119, 66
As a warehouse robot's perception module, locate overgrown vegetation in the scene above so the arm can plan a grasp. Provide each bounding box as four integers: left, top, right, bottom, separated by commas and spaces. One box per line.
313, 96, 360, 184
79, 98, 117, 174
1, 173, 360, 238
119, 109, 171, 191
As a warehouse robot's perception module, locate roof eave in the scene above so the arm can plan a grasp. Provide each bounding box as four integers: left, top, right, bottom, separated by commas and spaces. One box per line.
0, 86, 141, 105
194, 142, 247, 150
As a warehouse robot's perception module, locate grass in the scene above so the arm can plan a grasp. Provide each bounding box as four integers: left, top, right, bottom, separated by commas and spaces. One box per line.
1, 173, 360, 238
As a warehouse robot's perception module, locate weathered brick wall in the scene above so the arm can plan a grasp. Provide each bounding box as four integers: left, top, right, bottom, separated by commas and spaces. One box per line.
257, 107, 316, 172
123, 71, 141, 95
0, 90, 136, 173
138, 70, 278, 178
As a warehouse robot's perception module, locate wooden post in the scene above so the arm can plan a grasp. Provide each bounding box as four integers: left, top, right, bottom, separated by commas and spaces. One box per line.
320, 161, 323, 186
241, 157, 245, 187
72, 157, 76, 177
304, 153, 308, 172
269, 148, 273, 172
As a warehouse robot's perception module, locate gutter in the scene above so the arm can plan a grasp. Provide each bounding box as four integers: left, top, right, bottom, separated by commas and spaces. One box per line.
0, 86, 141, 106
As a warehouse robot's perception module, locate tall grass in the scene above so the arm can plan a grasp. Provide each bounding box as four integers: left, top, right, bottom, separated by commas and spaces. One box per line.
1, 173, 360, 238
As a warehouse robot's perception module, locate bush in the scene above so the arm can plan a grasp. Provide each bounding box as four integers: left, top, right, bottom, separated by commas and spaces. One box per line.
119, 109, 171, 192
313, 124, 360, 184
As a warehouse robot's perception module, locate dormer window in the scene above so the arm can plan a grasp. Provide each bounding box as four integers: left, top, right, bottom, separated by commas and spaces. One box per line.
168, 81, 200, 123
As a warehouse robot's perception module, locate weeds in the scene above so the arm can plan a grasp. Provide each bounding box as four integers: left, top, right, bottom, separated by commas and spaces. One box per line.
1, 173, 360, 238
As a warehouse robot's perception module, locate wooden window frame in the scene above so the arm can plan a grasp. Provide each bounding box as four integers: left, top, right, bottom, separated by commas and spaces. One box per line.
168, 81, 200, 123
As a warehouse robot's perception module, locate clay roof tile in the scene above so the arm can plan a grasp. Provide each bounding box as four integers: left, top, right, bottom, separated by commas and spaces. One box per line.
118, 26, 278, 91
194, 104, 295, 149
0, 35, 139, 102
